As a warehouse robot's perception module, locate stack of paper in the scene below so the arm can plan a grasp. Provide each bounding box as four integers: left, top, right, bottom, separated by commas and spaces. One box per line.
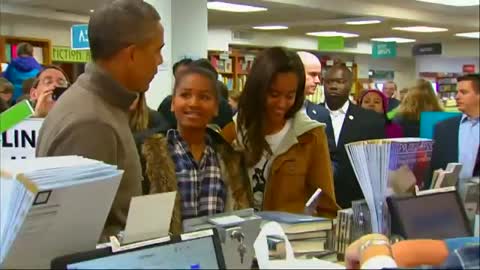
346, 138, 433, 233
0, 156, 123, 269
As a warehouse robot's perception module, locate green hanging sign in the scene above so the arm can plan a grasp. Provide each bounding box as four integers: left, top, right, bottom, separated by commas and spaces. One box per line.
372, 42, 397, 59
318, 36, 345, 51
52, 46, 91, 63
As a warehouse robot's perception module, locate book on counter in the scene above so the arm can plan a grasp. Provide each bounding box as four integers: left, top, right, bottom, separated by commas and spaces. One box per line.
0, 156, 123, 269
346, 138, 433, 234
257, 211, 333, 257
257, 211, 332, 234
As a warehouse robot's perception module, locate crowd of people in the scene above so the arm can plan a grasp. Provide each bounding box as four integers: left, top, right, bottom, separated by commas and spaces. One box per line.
1, 0, 479, 268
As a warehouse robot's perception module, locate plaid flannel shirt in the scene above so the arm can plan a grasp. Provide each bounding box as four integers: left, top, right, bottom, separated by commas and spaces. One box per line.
167, 129, 226, 219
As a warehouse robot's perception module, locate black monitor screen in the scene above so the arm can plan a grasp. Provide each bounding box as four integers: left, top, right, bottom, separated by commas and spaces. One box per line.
388, 191, 472, 239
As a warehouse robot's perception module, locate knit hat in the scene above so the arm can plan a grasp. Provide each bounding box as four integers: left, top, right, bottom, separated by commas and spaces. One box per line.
359, 89, 388, 114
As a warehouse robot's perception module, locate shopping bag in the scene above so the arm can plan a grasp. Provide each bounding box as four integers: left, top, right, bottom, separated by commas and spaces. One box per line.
254, 221, 345, 269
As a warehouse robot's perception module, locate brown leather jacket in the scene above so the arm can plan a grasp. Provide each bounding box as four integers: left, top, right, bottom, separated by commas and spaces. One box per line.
142, 128, 253, 234
222, 112, 340, 218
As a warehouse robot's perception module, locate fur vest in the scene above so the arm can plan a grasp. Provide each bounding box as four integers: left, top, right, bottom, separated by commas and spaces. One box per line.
142, 129, 253, 234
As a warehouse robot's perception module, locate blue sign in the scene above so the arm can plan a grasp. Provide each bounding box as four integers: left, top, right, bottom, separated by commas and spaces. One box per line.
71, 24, 90, 50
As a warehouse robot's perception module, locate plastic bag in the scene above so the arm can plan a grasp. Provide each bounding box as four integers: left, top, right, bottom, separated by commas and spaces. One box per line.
254, 221, 345, 269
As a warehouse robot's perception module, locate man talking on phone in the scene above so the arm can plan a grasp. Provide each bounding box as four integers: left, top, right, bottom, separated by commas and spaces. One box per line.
29, 65, 69, 117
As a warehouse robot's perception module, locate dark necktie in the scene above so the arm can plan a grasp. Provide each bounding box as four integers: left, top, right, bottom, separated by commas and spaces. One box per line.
473, 146, 480, 177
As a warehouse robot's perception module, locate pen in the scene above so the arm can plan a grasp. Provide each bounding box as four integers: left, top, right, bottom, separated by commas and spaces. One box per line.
305, 188, 322, 215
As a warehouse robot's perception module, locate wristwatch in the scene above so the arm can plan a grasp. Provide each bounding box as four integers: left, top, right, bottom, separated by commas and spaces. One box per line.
359, 238, 393, 256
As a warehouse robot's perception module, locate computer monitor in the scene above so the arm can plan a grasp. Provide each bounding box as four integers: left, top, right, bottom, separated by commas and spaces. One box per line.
51, 229, 225, 269
387, 191, 473, 239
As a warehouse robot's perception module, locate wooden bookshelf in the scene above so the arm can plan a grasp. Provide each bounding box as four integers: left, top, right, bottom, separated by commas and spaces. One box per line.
0, 36, 52, 65
209, 47, 359, 99
208, 50, 257, 91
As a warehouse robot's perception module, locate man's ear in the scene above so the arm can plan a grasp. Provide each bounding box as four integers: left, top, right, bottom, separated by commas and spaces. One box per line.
122, 45, 136, 64
29, 87, 38, 101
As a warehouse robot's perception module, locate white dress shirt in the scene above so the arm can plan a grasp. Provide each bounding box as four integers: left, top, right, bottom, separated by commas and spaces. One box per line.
326, 101, 350, 146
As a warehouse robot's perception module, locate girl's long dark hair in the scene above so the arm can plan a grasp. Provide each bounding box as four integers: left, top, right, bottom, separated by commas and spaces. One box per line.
237, 47, 306, 166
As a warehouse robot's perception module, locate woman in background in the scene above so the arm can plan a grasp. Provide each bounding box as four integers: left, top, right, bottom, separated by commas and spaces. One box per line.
393, 79, 443, 137
359, 89, 404, 138
222, 47, 339, 218
142, 66, 252, 234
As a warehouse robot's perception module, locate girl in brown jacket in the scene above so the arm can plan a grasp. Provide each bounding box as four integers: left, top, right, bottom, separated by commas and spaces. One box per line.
222, 47, 339, 218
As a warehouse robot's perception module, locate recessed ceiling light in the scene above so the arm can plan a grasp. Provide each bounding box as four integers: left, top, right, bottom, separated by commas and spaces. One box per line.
416, 0, 479, 6
393, 26, 448, 32
306, 31, 359, 38
346, 20, 382, 25
371, 37, 416, 43
252, 25, 288, 30
455, 32, 480, 38
89, 9, 94, 13
207, 1, 267, 12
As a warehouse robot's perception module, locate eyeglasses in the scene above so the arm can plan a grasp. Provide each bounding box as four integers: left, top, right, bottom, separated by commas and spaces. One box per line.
38, 77, 69, 88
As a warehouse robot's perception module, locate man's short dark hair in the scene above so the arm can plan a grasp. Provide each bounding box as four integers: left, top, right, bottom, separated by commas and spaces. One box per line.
328, 63, 353, 83
172, 58, 193, 75
458, 73, 480, 94
88, 0, 161, 61
17, 42, 34, 56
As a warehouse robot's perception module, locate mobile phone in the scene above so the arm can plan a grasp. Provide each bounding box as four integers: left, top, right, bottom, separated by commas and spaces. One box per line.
52, 86, 68, 101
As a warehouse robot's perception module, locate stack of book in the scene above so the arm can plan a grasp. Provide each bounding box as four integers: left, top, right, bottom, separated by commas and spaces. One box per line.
257, 211, 334, 259
430, 163, 462, 189
0, 156, 123, 268
334, 209, 354, 258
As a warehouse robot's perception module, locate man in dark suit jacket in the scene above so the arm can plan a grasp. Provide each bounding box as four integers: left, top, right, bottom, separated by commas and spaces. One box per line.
305, 99, 336, 157
323, 63, 386, 208
430, 74, 480, 187
430, 115, 462, 181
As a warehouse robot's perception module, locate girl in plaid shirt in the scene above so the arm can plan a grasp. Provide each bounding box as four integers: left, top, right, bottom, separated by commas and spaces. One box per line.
142, 66, 252, 234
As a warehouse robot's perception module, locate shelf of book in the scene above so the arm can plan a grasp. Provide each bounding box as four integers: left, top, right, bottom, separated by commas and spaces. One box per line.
208, 50, 256, 91
0, 36, 52, 65
209, 48, 358, 98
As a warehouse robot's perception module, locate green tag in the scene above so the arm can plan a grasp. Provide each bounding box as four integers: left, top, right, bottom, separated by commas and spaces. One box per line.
52, 46, 92, 63
372, 42, 397, 59
0, 100, 34, 133
318, 37, 345, 51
